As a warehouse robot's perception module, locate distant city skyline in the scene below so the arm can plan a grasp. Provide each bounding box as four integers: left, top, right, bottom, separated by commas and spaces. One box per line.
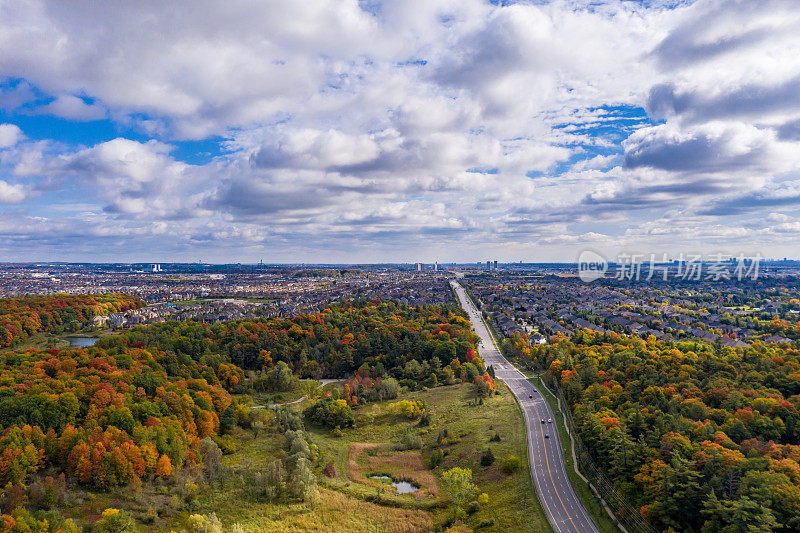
1, 1, 799, 262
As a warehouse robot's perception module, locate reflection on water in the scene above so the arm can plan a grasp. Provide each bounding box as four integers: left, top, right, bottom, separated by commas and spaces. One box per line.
368, 474, 419, 494
69, 337, 97, 347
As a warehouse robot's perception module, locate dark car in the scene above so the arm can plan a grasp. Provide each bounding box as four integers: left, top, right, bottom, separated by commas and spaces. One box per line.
545, 434, 549, 438
541, 419, 545, 423
529, 394, 533, 398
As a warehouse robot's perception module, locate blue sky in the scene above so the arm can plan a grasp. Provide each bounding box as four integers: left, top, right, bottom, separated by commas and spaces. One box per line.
0, 0, 799, 263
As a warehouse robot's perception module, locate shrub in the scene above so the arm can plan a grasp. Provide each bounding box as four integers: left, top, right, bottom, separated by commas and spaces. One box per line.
212, 435, 238, 455
467, 500, 480, 515
429, 448, 444, 469
397, 431, 423, 450
501, 454, 521, 474
187, 512, 223, 533
141, 506, 158, 524
324, 464, 336, 478
489, 432, 501, 442
418, 412, 431, 427
480, 448, 495, 467
94, 508, 136, 532
478, 518, 496, 528
387, 399, 426, 419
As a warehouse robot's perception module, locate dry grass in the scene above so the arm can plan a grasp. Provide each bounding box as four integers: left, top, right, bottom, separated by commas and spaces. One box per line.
364, 449, 440, 498
220, 488, 432, 533
347, 443, 440, 498
347, 442, 377, 483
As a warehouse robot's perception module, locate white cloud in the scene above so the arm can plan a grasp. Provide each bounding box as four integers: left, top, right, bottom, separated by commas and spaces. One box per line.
0, 0, 798, 260
0, 124, 23, 148
37, 95, 106, 121
0, 180, 25, 203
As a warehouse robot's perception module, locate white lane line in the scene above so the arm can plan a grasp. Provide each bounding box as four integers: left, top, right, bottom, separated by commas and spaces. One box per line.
451, 281, 599, 533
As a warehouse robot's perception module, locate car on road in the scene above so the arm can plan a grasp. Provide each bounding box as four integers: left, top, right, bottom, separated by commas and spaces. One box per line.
529, 394, 532, 398
545, 434, 549, 438
541, 419, 545, 423
548, 418, 552, 423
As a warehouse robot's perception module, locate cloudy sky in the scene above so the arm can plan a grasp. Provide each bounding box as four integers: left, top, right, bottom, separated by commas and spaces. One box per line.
1, 0, 799, 263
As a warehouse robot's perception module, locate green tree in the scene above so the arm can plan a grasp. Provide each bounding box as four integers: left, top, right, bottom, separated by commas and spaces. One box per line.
701, 491, 778, 533
442, 467, 478, 520
501, 454, 521, 474
267, 361, 294, 392
303, 398, 354, 428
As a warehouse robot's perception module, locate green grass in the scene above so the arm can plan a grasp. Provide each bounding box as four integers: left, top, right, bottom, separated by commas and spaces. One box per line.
187, 382, 550, 532
529, 374, 622, 533
308, 383, 551, 532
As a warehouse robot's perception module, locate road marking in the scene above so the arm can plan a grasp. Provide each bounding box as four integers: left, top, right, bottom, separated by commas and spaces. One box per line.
531, 398, 581, 533
451, 281, 596, 533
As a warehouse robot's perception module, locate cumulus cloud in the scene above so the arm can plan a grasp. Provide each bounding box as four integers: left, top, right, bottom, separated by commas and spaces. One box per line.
0, 124, 23, 148
0, 0, 798, 260
37, 95, 106, 121
623, 122, 799, 174
647, 79, 800, 123
0, 180, 25, 203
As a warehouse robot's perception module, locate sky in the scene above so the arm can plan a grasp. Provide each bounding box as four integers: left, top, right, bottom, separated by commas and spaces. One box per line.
1, 0, 799, 263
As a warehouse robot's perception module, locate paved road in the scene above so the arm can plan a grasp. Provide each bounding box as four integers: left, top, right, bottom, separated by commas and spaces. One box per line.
452, 280, 599, 533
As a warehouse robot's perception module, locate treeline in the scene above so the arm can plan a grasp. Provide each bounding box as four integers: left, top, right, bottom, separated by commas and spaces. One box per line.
113, 300, 480, 384
0, 293, 142, 346
532, 330, 800, 532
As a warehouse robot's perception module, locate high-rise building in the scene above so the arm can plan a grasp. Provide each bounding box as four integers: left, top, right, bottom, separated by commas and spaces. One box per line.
494, 260, 498, 270
416, 262, 423, 271
434, 261, 439, 271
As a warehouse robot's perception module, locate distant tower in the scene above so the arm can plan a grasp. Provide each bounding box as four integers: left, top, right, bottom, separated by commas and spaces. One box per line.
434, 261, 439, 271
494, 260, 498, 271
416, 262, 422, 271
486, 260, 491, 270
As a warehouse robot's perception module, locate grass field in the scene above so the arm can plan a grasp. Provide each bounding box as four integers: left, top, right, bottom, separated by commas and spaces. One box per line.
172, 381, 551, 532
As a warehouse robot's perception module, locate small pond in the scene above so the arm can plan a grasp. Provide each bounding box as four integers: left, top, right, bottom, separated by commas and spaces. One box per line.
368, 474, 419, 494
68, 337, 98, 347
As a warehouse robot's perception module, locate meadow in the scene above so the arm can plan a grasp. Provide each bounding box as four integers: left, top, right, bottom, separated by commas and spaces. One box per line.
167, 382, 552, 532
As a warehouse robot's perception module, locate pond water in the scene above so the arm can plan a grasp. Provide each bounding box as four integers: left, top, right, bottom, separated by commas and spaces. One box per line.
68, 337, 97, 347
368, 475, 419, 494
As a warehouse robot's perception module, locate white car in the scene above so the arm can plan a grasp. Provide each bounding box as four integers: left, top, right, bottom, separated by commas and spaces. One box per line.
548, 418, 552, 423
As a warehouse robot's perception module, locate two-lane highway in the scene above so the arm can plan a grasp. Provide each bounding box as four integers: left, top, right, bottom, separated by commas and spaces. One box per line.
452, 280, 598, 533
